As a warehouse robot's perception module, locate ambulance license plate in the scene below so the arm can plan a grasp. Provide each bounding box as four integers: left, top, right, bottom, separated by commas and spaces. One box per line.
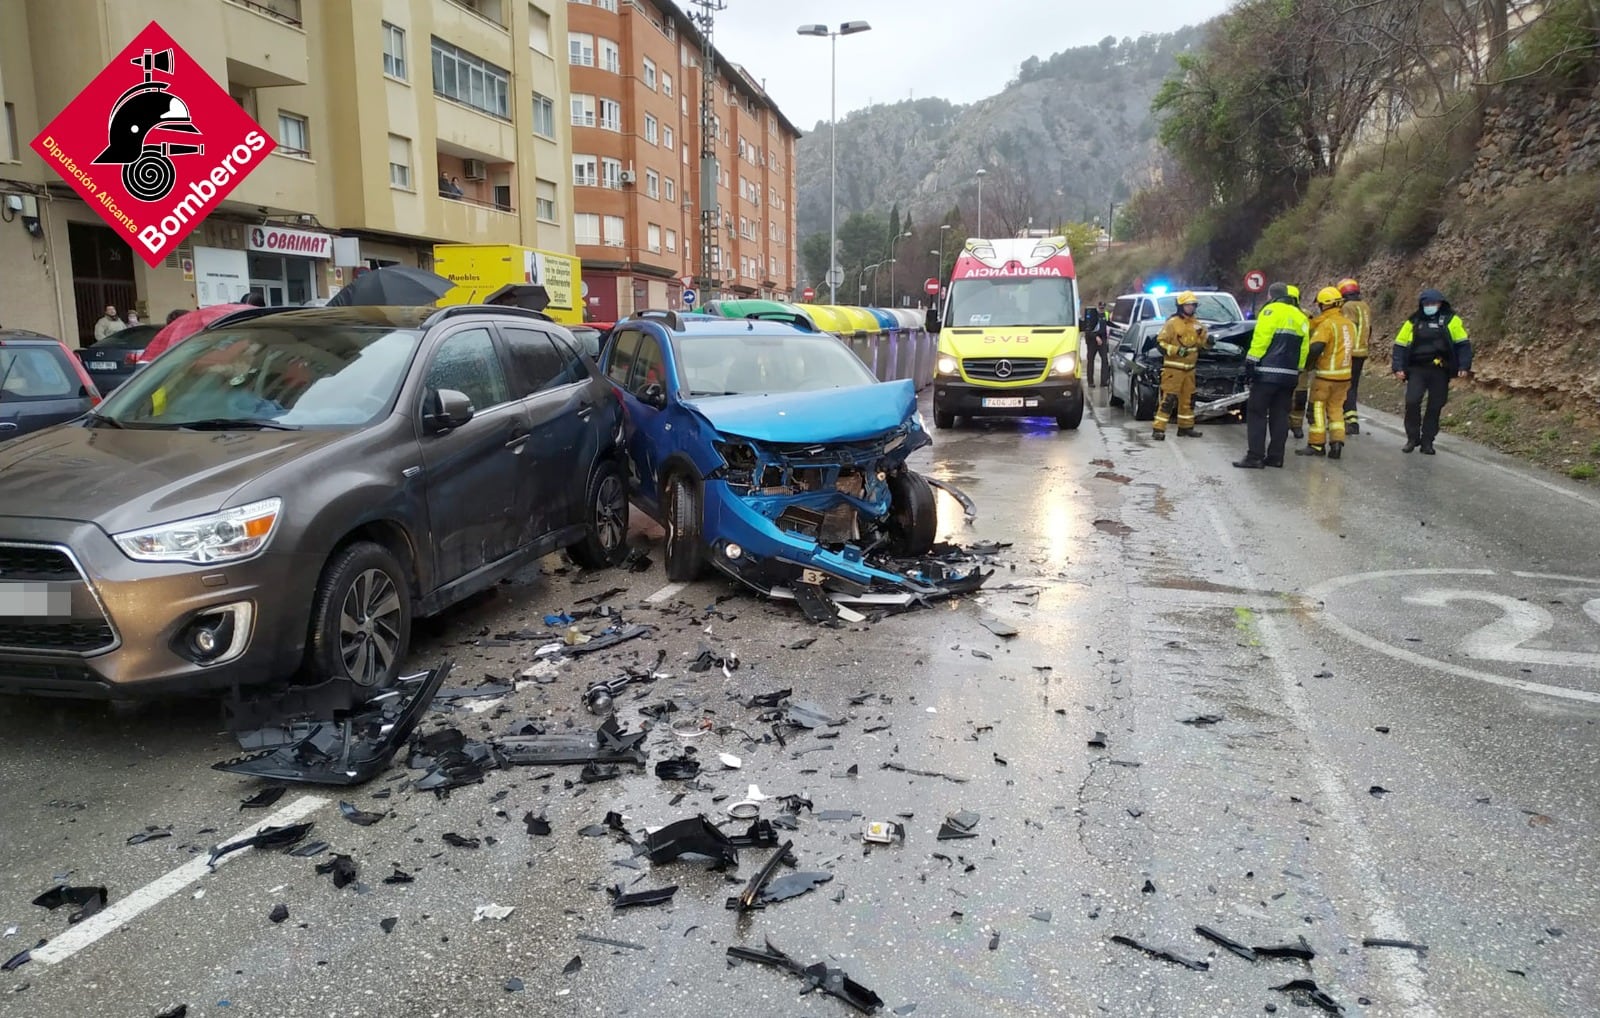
982, 397, 1027, 409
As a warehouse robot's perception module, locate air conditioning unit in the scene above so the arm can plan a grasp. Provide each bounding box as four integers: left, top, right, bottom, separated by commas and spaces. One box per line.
619, 169, 637, 185
462, 159, 487, 180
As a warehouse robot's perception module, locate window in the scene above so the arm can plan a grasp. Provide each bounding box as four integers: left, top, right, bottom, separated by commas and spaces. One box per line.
528, 4, 550, 53
382, 22, 407, 79
626, 336, 664, 395
663, 177, 675, 202
535, 179, 557, 221
424, 328, 511, 413
665, 228, 677, 252
600, 157, 622, 189
602, 214, 625, 246
572, 155, 597, 186
387, 134, 412, 189
571, 94, 595, 127
642, 57, 657, 90
3, 102, 18, 162
575, 212, 601, 244
532, 92, 555, 137
597, 0, 617, 9
568, 32, 595, 67
647, 224, 661, 252
681, 143, 688, 166
606, 330, 640, 387
662, 125, 673, 151
661, 72, 673, 97
645, 169, 659, 198
600, 38, 620, 73
431, 38, 511, 118
277, 112, 310, 156
0, 348, 74, 400
599, 99, 621, 132
502, 327, 587, 395
644, 114, 658, 145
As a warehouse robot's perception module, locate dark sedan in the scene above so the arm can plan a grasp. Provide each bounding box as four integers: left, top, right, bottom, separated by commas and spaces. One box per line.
1, 331, 102, 442
76, 323, 162, 394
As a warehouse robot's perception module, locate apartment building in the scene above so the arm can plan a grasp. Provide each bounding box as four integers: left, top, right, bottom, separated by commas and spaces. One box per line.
566, 0, 800, 320
0, 0, 574, 346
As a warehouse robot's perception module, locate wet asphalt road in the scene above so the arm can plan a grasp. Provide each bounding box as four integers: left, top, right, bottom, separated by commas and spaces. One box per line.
1, 389, 1597, 1018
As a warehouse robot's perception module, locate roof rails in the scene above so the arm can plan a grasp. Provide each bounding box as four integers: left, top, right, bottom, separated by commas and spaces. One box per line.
619, 309, 686, 331
423, 304, 558, 327
744, 311, 815, 332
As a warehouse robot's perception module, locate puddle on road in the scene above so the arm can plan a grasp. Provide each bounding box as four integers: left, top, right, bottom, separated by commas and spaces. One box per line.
1145, 576, 1263, 597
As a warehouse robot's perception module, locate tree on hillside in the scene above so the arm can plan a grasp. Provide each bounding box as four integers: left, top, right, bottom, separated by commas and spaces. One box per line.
984, 164, 1037, 236
801, 233, 832, 289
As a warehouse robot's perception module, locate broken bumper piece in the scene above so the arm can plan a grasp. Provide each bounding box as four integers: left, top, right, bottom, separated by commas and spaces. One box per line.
727, 939, 885, 1014
212, 662, 452, 786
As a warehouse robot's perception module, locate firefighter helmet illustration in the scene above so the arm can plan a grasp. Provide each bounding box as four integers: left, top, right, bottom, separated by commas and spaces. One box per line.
92, 47, 204, 202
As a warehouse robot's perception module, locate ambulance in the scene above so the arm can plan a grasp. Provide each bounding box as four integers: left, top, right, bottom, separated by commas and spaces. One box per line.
932, 235, 1084, 430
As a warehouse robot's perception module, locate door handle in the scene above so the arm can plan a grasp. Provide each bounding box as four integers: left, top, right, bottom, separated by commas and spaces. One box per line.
0, 423, 17, 432
505, 427, 530, 450
577, 405, 594, 420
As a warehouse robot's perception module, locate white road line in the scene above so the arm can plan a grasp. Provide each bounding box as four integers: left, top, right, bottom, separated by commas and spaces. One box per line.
1167, 443, 1440, 1017
645, 582, 687, 604
33, 795, 329, 966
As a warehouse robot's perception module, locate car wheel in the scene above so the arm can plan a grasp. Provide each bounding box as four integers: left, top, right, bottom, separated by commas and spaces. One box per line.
568, 458, 630, 569
887, 470, 937, 556
307, 542, 411, 690
663, 473, 707, 582
1133, 382, 1158, 421
933, 407, 956, 429
1056, 388, 1085, 430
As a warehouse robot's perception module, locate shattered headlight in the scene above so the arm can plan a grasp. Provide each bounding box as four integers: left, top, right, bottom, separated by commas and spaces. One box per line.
1052, 353, 1077, 377
936, 354, 959, 376
114, 498, 283, 565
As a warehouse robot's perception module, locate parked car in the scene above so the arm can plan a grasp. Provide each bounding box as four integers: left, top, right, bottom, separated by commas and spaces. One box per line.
76, 323, 161, 393
1, 330, 102, 442
0, 305, 627, 700
567, 321, 615, 363
599, 309, 970, 606
1107, 290, 1255, 420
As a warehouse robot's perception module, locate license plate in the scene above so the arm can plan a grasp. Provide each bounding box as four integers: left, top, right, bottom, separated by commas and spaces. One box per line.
982, 397, 1028, 409
0, 582, 73, 618
90, 361, 118, 371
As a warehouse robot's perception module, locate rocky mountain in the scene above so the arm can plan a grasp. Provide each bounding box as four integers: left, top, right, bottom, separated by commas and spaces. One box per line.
795, 31, 1196, 244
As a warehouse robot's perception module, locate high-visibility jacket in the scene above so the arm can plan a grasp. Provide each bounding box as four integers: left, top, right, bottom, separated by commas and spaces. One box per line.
1248, 298, 1311, 383
1155, 314, 1208, 371
1308, 308, 1355, 380
1392, 303, 1472, 373
1342, 298, 1372, 357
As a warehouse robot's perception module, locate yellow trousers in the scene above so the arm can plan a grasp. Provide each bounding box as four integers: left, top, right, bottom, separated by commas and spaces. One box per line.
1153, 367, 1196, 432
1308, 377, 1351, 446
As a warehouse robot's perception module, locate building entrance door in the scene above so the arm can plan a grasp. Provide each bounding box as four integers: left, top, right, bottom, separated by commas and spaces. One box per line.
68, 223, 137, 347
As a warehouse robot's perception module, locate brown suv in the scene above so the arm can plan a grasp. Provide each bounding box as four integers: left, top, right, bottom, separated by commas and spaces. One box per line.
0, 305, 629, 699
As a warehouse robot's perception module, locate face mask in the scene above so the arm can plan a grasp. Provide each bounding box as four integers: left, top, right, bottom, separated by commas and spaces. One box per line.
1422, 304, 1440, 317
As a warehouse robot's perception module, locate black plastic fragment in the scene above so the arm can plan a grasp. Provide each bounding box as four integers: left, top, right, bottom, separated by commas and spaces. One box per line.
1194, 925, 1257, 962
503, 976, 524, 992
269, 904, 289, 924
1254, 937, 1316, 961
380, 917, 398, 934
881, 761, 967, 784
563, 624, 651, 657
524, 812, 552, 836
315, 854, 358, 889
495, 715, 648, 768
1109, 935, 1209, 971
729, 839, 792, 912
580, 762, 621, 783
1363, 938, 1428, 954
609, 883, 679, 909
383, 868, 414, 885
641, 815, 739, 869
1370, 785, 1391, 797
790, 582, 841, 624
208, 821, 314, 867
655, 756, 702, 781
937, 810, 980, 841
574, 586, 627, 605
3, 941, 42, 972
240, 786, 288, 810
1087, 731, 1108, 749
339, 801, 385, 827
784, 700, 844, 729
154, 1007, 188, 1018
576, 933, 646, 951
126, 827, 173, 846
727, 939, 883, 1014
748, 688, 793, 708
33, 885, 107, 914
1179, 715, 1224, 726
287, 840, 330, 858
562, 955, 583, 975
1271, 978, 1344, 1013
789, 638, 817, 650
442, 833, 480, 849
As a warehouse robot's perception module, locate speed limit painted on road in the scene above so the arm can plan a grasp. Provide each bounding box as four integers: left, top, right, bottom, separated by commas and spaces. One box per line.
1244, 270, 1266, 293
1309, 568, 1600, 704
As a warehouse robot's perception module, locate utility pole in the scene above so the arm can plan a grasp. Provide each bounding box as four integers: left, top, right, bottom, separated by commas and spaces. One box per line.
690, 0, 726, 300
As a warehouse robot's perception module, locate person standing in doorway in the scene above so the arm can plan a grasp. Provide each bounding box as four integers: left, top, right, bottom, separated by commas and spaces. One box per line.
1151, 291, 1210, 441
1295, 286, 1356, 460
1234, 282, 1310, 469
1337, 278, 1371, 435
1392, 288, 1471, 455
94, 305, 127, 341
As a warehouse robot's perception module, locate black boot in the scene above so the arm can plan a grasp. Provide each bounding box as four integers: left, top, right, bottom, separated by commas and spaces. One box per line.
1233, 455, 1265, 469
1295, 444, 1326, 457
1402, 439, 1418, 453
1152, 429, 1166, 441
1266, 458, 1285, 468
1177, 428, 1203, 438
1421, 443, 1436, 455
1291, 426, 1304, 440
1328, 441, 1344, 460
1347, 421, 1361, 435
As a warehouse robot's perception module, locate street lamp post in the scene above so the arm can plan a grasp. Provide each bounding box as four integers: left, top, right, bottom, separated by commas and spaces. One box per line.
975, 168, 987, 236
797, 20, 872, 304
887, 229, 911, 307
865, 261, 882, 305
937, 223, 952, 281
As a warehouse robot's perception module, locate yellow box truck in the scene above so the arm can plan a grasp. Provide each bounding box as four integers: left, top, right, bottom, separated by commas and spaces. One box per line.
432, 244, 584, 325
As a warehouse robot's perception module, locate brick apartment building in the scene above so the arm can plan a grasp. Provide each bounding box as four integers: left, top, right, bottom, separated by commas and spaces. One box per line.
566, 0, 800, 320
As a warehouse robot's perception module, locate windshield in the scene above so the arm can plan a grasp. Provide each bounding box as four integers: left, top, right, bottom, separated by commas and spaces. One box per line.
946, 278, 1076, 328
1155, 293, 1241, 323
98, 324, 422, 428
675, 334, 875, 397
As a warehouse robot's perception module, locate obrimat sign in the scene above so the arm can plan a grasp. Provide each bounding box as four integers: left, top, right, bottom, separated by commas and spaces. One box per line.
30, 21, 276, 267
249, 224, 332, 259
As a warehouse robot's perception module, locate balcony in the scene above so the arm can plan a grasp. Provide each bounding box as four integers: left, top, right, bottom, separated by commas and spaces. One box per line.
223, 149, 319, 214
434, 100, 518, 165
221, 0, 308, 87
436, 195, 520, 245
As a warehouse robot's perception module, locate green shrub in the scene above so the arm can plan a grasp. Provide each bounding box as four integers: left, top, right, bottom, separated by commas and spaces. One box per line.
1568, 463, 1598, 481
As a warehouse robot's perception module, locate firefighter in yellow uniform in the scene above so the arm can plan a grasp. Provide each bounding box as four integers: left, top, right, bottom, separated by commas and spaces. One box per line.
1337, 278, 1371, 435
1151, 291, 1211, 440
1295, 286, 1356, 459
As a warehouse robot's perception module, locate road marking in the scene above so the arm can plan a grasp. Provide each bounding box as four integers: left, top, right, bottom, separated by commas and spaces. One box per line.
1167, 444, 1440, 1018
1307, 569, 1600, 705
32, 795, 329, 966
1403, 588, 1600, 670
646, 582, 686, 604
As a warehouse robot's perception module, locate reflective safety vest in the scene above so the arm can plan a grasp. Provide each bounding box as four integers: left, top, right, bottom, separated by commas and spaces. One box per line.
1393, 308, 1472, 373
1156, 314, 1207, 371
1248, 299, 1311, 383
1342, 298, 1372, 357
1309, 308, 1354, 380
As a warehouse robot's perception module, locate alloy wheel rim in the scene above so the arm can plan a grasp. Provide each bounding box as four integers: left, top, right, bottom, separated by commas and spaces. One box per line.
338, 567, 403, 686
596, 474, 626, 552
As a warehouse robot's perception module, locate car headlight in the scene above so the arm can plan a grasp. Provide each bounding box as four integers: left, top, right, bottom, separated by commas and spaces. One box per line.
936, 354, 959, 376
114, 498, 283, 565
1052, 353, 1077, 376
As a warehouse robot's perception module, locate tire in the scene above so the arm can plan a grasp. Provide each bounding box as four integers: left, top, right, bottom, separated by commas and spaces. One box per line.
568, 458, 630, 569
663, 473, 707, 582
1108, 391, 1125, 408
306, 541, 411, 690
933, 407, 956, 429
1133, 382, 1158, 421
1056, 387, 1085, 430
887, 470, 937, 556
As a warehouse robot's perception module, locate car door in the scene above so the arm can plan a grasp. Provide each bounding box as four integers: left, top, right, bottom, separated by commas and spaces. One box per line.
0, 345, 90, 441
610, 327, 673, 518
499, 324, 595, 538
415, 325, 531, 584
1109, 299, 1138, 404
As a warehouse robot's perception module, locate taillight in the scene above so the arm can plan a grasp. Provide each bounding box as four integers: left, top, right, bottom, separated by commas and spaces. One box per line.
124, 351, 144, 366
61, 341, 103, 406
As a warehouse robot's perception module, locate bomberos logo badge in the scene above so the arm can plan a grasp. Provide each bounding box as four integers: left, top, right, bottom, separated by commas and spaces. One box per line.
30, 21, 276, 267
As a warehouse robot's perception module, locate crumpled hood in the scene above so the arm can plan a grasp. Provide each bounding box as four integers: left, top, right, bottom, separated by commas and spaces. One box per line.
0, 424, 344, 533
685, 380, 919, 445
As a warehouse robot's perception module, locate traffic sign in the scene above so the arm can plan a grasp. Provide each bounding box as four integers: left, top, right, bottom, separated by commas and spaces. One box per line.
680, 275, 694, 287
801, 287, 816, 302
826, 265, 844, 286
1244, 270, 1266, 293
682, 288, 698, 307
581, 280, 590, 298
924, 277, 940, 296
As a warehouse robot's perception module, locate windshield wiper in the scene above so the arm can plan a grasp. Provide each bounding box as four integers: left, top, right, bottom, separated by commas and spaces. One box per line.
82, 411, 124, 429
171, 418, 302, 431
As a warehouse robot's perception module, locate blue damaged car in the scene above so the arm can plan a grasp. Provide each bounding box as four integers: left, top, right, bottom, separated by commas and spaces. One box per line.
600, 311, 984, 614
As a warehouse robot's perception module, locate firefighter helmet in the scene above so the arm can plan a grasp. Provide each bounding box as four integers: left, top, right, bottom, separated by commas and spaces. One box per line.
1317, 286, 1344, 308
1337, 277, 1360, 296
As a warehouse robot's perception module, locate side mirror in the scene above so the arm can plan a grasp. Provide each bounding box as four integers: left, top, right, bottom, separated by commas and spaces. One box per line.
638, 382, 667, 409
425, 388, 476, 433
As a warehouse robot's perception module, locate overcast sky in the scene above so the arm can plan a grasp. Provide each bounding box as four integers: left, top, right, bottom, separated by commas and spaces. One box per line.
711, 0, 1234, 129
